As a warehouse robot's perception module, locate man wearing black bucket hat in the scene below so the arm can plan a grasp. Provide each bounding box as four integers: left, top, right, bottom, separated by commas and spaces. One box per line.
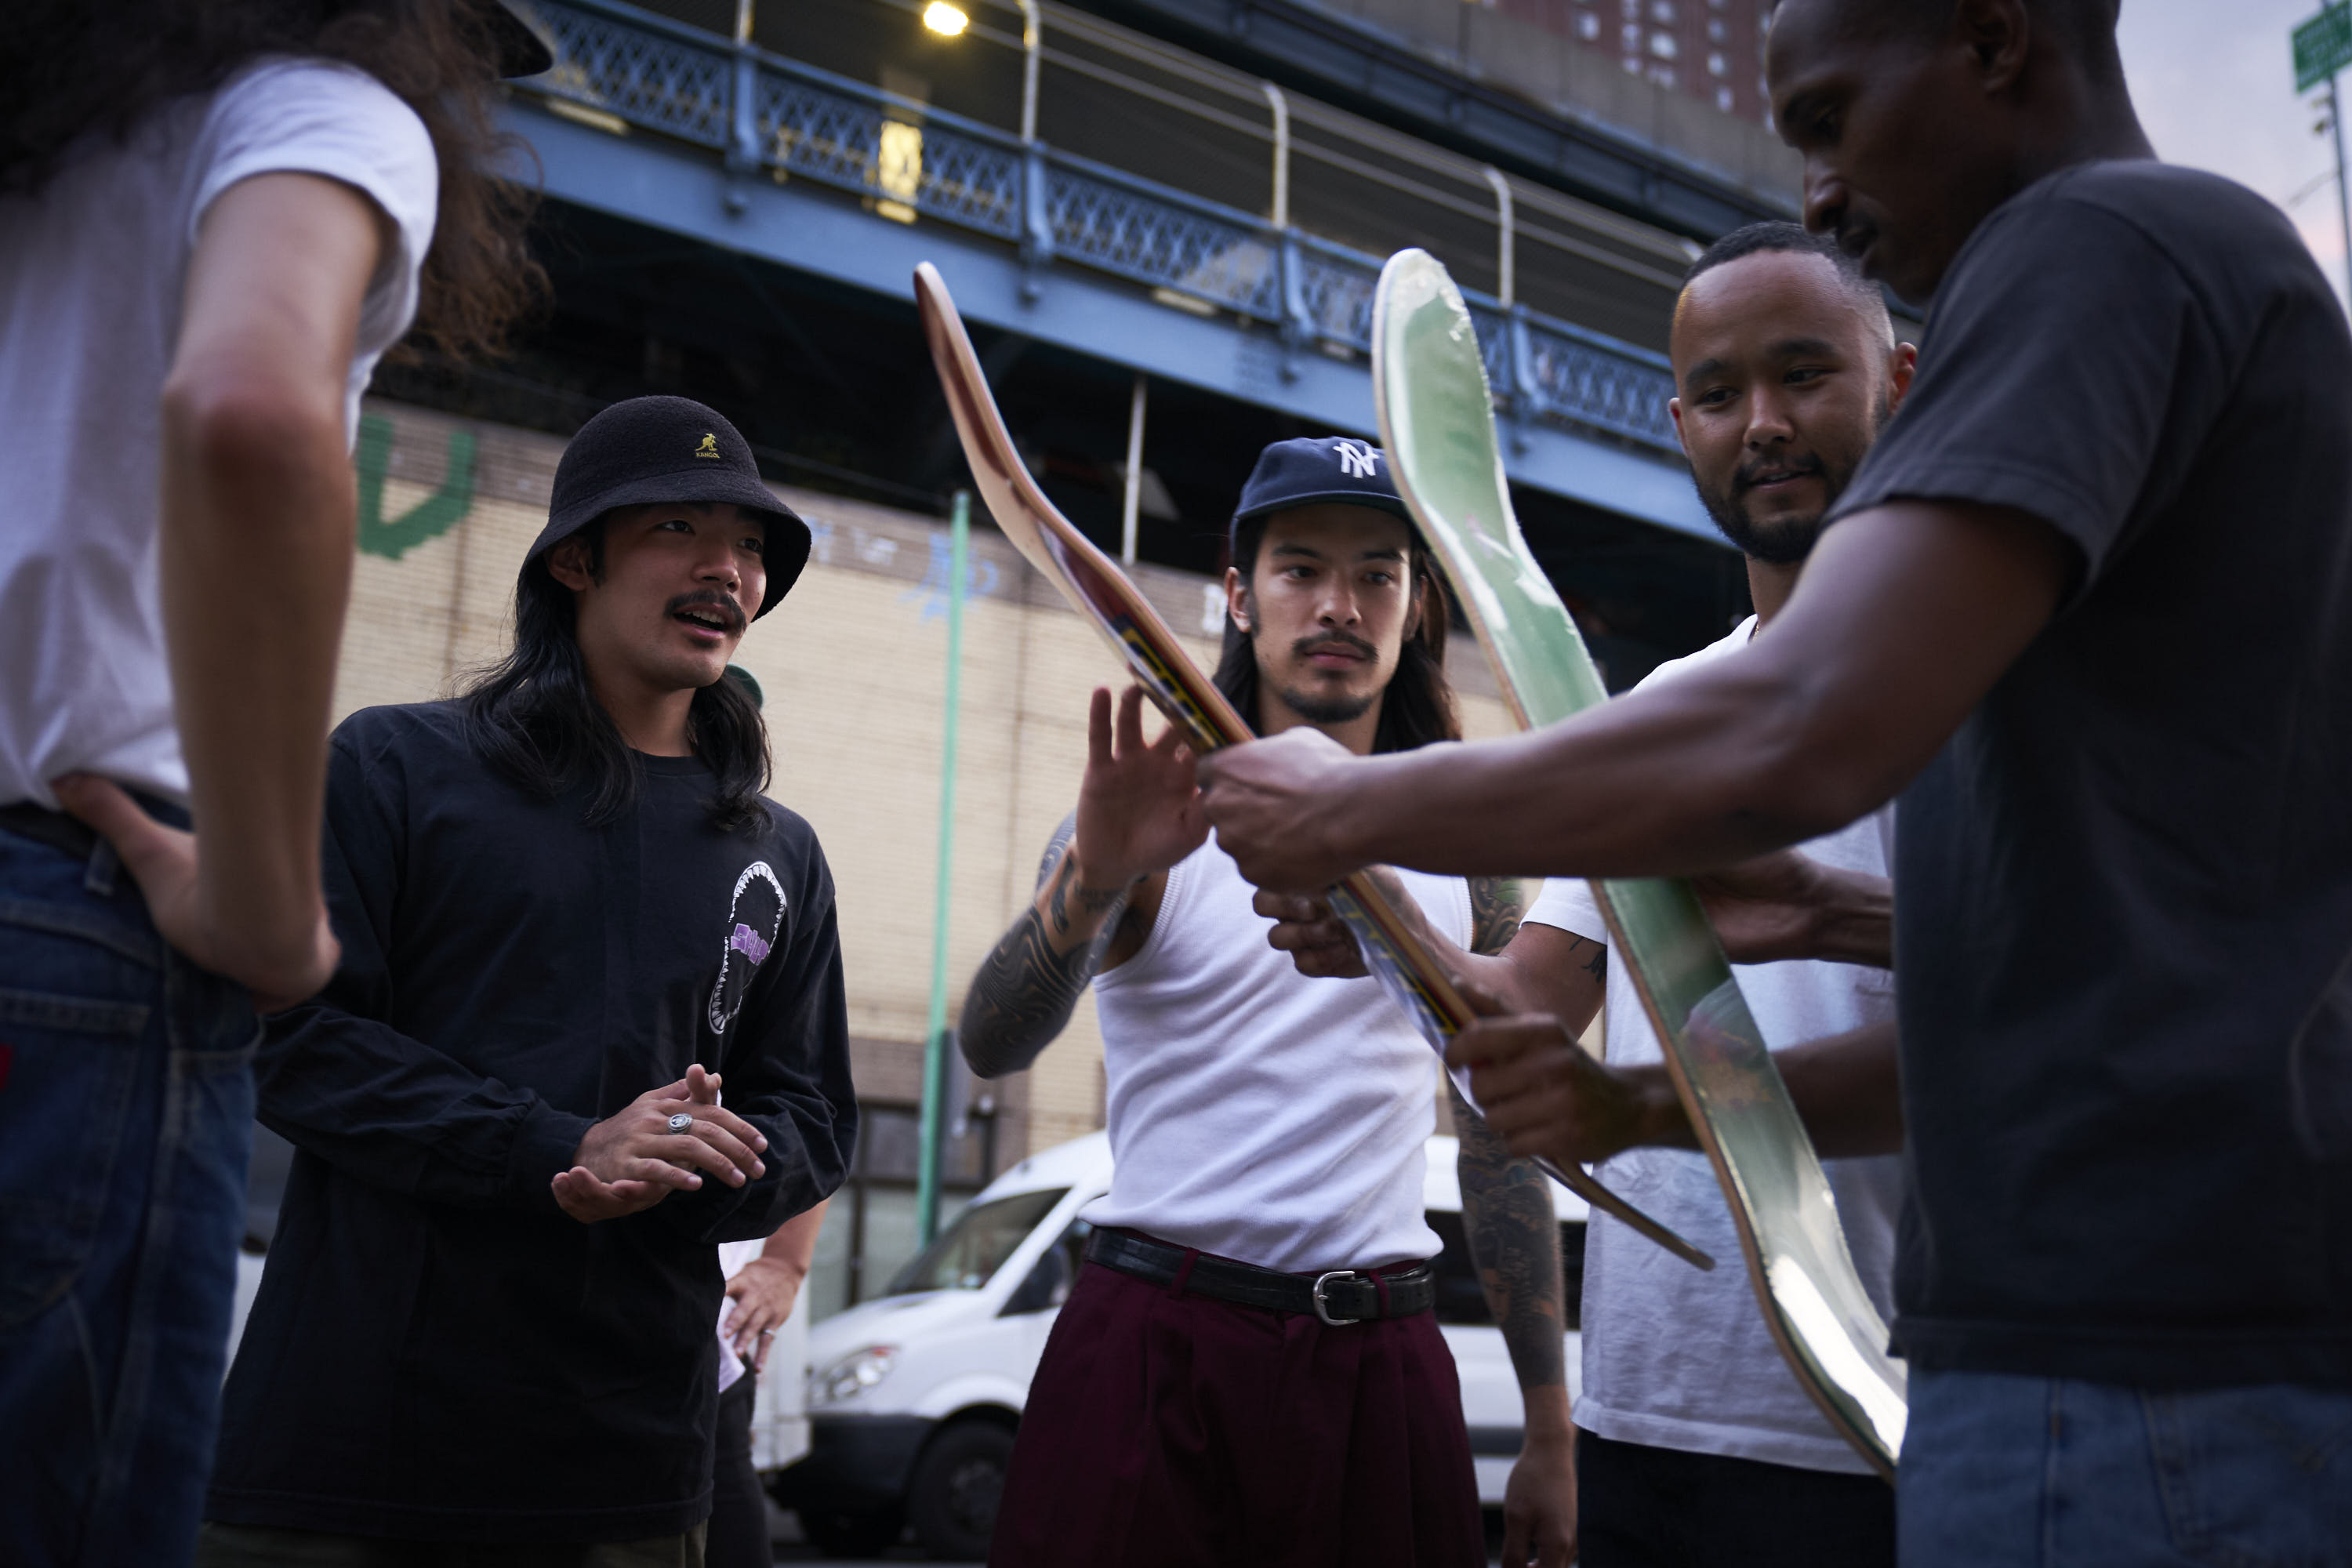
959, 436, 1576, 1567
198, 397, 857, 1567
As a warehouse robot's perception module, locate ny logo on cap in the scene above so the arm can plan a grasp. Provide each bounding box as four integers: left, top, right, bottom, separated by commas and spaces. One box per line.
695, 434, 721, 459
1334, 441, 1381, 479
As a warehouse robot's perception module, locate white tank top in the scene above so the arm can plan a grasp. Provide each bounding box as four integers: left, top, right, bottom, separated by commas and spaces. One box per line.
1086, 835, 1471, 1272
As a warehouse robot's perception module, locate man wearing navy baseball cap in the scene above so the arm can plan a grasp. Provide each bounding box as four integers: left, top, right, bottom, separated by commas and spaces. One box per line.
960, 435, 1577, 1566
200, 397, 857, 1565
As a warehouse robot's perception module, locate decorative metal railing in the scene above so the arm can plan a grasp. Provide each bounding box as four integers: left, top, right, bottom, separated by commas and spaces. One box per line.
512, 0, 1679, 454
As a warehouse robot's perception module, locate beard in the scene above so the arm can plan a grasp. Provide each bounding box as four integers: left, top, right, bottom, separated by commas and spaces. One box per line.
1272, 681, 1377, 725
1256, 625, 1382, 725
1694, 394, 1890, 566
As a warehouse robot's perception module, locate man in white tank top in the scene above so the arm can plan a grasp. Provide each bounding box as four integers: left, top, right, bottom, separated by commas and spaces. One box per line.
1254, 228, 1915, 1567
960, 437, 1577, 1567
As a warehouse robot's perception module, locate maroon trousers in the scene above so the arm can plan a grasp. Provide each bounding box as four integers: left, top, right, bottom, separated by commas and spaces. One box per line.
989, 1248, 1485, 1568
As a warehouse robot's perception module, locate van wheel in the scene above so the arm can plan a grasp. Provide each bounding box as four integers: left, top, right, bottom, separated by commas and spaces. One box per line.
798, 1503, 902, 1558
907, 1419, 1015, 1560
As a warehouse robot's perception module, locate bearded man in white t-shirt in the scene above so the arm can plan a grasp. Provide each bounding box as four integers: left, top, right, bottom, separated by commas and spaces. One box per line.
1263, 224, 1915, 1566
956, 436, 1577, 1568
0, 7, 544, 1566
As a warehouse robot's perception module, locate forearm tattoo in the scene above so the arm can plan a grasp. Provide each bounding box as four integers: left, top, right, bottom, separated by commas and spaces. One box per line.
958, 817, 1133, 1080
1451, 876, 1566, 1388
1453, 1078, 1569, 1391
1468, 875, 1527, 957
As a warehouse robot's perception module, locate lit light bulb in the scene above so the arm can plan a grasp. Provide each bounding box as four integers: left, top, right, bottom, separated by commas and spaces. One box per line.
923, 1, 969, 36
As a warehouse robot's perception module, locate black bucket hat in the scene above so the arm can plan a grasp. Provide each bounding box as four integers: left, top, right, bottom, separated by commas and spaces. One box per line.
1229, 435, 1414, 546
528, 396, 811, 619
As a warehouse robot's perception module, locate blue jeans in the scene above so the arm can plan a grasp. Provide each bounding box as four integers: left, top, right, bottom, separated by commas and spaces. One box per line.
0, 813, 258, 1567
1900, 1367, 2352, 1566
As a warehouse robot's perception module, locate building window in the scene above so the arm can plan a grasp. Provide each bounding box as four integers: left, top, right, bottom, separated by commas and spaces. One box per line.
1650, 29, 1678, 58
1708, 49, 1728, 75
1577, 9, 1602, 40
1649, 62, 1675, 86
1717, 84, 1737, 111
1708, 16, 1727, 40
1650, 0, 1675, 20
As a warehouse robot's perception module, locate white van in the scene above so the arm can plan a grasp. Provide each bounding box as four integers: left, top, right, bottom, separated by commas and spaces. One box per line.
772, 1131, 1588, 1559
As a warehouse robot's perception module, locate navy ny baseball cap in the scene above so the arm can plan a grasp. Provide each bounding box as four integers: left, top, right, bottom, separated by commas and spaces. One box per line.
1229, 435, 1414, 544
528, 396, 811, 619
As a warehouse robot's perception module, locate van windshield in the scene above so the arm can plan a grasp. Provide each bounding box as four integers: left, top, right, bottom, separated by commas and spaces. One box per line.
884, 1187, 1071, 1296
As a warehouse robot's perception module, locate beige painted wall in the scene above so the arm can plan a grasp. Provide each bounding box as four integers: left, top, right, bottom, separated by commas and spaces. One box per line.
347, 399, 1541, 1162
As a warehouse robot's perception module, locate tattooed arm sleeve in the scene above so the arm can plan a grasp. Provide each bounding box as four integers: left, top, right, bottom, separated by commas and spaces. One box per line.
1454, 875, 1569, 1392
958, 814, 1135, 1080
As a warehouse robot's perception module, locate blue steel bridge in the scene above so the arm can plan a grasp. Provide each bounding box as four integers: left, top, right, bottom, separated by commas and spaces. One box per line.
416, 0, 1788, 665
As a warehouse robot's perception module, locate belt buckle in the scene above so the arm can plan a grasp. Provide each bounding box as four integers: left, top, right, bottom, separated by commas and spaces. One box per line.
1311, 1270, 1366, 1327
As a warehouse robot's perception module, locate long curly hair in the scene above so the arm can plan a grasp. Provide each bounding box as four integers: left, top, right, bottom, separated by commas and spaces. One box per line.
0, 0, 542, 361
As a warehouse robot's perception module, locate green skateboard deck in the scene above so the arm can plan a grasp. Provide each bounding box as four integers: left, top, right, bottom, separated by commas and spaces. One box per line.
1372, 249, 1906, 1477
913, 262, 1709, 1270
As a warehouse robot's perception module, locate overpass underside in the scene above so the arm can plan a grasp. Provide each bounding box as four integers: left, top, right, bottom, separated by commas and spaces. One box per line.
425, 0, 1755, 678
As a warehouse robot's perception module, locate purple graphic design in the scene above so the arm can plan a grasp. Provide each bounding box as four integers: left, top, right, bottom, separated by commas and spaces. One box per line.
729, 923, 771, 966
709, 860, 789, 1035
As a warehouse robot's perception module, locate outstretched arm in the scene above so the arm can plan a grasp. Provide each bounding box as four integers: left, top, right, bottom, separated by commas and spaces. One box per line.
1448, 1016, 1905, 1170
959, 686, 1207, 1079
1197, 499, 2070, 891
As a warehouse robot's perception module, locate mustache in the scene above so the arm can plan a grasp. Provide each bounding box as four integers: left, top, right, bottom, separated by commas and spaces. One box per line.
1290, 630, 1377, 661
667, 590, 746, 633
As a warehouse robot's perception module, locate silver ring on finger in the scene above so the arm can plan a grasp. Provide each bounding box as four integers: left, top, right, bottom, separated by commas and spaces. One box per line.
666, 1111, 695, 1134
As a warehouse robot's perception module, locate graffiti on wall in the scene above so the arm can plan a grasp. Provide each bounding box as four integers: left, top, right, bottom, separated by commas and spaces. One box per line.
355, 414, 477, 561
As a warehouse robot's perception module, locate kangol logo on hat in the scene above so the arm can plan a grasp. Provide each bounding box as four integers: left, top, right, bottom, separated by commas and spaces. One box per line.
694, 434, 720, 459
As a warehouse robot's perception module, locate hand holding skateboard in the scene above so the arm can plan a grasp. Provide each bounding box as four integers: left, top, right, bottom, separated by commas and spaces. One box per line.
1195, 725, 1368, 895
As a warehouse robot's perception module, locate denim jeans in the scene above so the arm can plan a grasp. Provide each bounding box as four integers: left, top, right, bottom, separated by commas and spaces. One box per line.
0, 811, 258, 1568
1900, 1367, 2352, 1566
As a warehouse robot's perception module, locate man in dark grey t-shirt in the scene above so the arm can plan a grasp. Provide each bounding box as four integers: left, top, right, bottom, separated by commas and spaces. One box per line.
1194, 0, 2352, 1559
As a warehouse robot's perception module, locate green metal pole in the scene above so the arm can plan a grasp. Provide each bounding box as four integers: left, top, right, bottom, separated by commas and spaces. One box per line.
916, 491, 970, 1243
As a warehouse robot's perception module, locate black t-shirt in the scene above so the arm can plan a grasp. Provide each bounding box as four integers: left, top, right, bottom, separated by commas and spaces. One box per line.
208, 702, 858, 1541
1831, 161, 2352, 1387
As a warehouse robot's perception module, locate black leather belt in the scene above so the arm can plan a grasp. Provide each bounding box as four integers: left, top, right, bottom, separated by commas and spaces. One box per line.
1085, 1229, 1436, 1326
0, 802, 100, 862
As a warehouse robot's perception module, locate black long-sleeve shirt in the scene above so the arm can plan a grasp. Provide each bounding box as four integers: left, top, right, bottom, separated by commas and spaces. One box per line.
207, 702, 857, 1542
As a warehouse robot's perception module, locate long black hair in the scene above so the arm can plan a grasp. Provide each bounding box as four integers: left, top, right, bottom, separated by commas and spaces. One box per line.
461, 519, 773, 835
1210, 514, 1461, 752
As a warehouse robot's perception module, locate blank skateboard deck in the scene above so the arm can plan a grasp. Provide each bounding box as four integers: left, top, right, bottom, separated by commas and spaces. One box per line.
1371, 248, 1905, 1476
913, 261, 1708, 1271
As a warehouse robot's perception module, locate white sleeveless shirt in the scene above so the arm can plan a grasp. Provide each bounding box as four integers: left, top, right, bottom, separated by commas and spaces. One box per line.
1085, 834, 1471, 1273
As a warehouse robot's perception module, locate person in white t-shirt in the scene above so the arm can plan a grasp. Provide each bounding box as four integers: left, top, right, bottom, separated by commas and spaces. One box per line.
956, 437, 1576, 1567
0, 8, 545, 1566
1258, 225, 1916, 1566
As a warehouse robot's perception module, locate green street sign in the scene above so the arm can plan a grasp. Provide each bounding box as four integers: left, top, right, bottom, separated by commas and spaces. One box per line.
2296, 4, 2352, 92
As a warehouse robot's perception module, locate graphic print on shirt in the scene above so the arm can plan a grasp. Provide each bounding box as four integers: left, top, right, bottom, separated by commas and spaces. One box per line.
708, 860, 787, 1034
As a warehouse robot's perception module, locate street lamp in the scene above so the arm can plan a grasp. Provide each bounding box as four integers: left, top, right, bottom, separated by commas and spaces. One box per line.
922, 1, 968, 37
